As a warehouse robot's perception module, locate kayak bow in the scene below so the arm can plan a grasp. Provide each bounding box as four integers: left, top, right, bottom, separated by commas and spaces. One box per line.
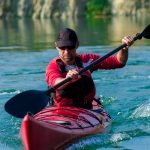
20, 102, 111, 150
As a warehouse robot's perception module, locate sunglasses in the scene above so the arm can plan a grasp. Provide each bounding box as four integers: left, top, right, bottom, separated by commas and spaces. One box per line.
58, 46, 75, 50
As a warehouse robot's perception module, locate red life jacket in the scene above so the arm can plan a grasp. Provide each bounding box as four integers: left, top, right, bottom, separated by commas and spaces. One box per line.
51, 56, 96, 109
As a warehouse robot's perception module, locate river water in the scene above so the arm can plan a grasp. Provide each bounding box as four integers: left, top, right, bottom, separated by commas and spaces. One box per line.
0, 16, 150, 150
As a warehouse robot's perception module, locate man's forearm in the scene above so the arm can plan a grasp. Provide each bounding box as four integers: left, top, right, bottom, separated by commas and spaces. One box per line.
116, 48, 128, 65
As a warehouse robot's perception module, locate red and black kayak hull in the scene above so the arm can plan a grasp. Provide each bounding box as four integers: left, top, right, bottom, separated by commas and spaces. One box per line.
20, 105, 111, 150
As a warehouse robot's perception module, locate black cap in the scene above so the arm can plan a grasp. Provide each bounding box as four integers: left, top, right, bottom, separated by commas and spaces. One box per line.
56, 28, 78, 47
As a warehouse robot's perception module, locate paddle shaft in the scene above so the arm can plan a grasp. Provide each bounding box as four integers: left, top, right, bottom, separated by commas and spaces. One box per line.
47, 33, 143, 95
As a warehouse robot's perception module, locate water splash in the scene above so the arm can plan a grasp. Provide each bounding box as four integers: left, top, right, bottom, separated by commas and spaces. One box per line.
66, 128, 149, 150
100, 95, 117, 105
130, 98, 150, 118
66, 133, 131, 150
66, 134, 112, 150
110, 133, 130, 143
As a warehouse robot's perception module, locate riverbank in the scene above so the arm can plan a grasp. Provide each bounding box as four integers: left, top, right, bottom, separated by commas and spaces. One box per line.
0, 0, 150, 19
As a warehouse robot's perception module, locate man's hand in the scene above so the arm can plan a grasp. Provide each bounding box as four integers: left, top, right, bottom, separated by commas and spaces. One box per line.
66, 69, 81, 82
122, 36, 134, 49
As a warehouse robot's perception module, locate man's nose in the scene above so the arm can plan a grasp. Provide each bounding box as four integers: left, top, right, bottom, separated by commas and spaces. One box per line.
63, 49, 70, 53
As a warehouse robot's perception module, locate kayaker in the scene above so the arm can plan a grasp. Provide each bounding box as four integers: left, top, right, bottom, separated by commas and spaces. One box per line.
46, 28, 134, 109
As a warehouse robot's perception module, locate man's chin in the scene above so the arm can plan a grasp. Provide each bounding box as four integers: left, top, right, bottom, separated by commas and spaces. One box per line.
64, 57, 73, 61
63, 58, 74, 64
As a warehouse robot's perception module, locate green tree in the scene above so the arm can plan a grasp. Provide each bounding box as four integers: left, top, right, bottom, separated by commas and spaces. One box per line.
86, 0, 111, 18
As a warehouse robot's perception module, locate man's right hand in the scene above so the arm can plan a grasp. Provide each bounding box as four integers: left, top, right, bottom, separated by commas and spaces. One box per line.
66, 69, 81, 82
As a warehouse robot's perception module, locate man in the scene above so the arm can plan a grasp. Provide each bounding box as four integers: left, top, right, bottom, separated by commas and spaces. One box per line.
46, 28, 133, 108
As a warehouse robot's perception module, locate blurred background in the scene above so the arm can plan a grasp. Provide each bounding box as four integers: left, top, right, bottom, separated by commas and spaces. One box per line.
0, 0, 150, 49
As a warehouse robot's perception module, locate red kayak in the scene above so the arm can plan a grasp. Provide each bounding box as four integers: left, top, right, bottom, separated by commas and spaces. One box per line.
20, 101, 111, 150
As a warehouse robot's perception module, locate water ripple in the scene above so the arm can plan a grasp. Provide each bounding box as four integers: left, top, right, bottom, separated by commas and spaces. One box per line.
66, 129, 149, 150
0, 46, 26, 51
0, 89, 20, 95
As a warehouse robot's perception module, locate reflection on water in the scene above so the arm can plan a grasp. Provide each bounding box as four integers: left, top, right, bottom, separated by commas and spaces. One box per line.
0, 16, 150, 52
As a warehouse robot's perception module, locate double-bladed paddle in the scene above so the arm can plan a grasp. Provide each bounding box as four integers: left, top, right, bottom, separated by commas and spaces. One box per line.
4, 24, 150, 118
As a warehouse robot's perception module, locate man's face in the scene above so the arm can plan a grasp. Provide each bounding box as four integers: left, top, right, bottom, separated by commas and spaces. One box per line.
56, 46, 77, 64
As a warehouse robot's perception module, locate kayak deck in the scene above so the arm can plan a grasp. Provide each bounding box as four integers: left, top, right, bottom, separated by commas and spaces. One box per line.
20, 105, 111, 150
34, 106, 110, 129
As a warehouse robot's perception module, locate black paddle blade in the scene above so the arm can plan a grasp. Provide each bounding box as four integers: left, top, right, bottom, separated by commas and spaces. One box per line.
141, 24, 150, 39
4, 90, 49, 118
